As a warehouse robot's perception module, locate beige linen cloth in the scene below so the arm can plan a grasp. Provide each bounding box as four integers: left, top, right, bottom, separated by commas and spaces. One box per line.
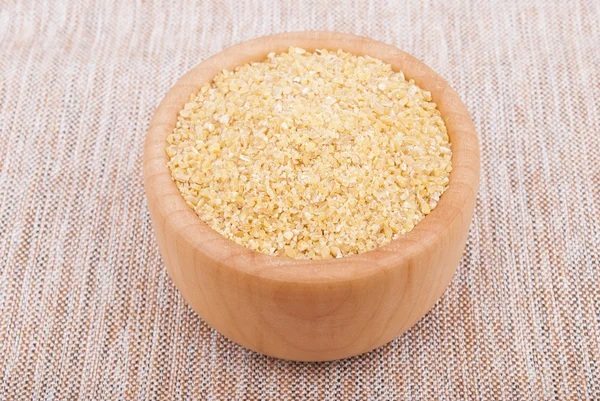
1, 1, 599, 399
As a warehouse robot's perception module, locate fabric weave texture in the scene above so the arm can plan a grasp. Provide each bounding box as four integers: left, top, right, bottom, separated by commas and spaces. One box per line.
0, 1, 599, 400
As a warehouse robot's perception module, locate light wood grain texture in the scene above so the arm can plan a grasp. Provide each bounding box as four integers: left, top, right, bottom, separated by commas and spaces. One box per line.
144, 31, 480, 361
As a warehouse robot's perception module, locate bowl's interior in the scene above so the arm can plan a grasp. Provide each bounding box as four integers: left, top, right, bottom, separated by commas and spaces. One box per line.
144, 31, 479, 284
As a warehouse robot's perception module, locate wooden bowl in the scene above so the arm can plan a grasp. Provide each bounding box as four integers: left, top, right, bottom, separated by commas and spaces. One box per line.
144, 31, 479, 361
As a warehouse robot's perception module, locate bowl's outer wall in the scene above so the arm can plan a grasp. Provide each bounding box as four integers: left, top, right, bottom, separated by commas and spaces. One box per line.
144, 32, 480, 361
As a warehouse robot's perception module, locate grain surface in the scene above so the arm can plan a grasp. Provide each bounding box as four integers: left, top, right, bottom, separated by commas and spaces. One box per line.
167, 48, 451, 259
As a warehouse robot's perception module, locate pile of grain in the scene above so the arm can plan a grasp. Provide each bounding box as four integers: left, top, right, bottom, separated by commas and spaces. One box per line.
166, 47, 451, 259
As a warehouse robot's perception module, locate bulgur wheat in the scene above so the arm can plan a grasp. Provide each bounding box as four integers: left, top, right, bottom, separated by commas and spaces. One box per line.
166, 47, 452, 260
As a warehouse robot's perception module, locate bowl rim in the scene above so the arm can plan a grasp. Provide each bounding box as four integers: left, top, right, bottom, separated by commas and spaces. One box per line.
144, 31, 480, 285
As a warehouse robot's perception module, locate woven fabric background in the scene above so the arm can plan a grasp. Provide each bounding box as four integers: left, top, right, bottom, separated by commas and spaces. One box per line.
1, 1, 599, 399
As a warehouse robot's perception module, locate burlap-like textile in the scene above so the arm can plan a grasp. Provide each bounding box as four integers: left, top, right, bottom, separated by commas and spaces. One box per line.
1, 1, 599, 399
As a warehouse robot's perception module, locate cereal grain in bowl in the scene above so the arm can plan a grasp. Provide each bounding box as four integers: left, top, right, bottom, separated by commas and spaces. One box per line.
144, 31, 479, 361
166, 47, 452, 260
